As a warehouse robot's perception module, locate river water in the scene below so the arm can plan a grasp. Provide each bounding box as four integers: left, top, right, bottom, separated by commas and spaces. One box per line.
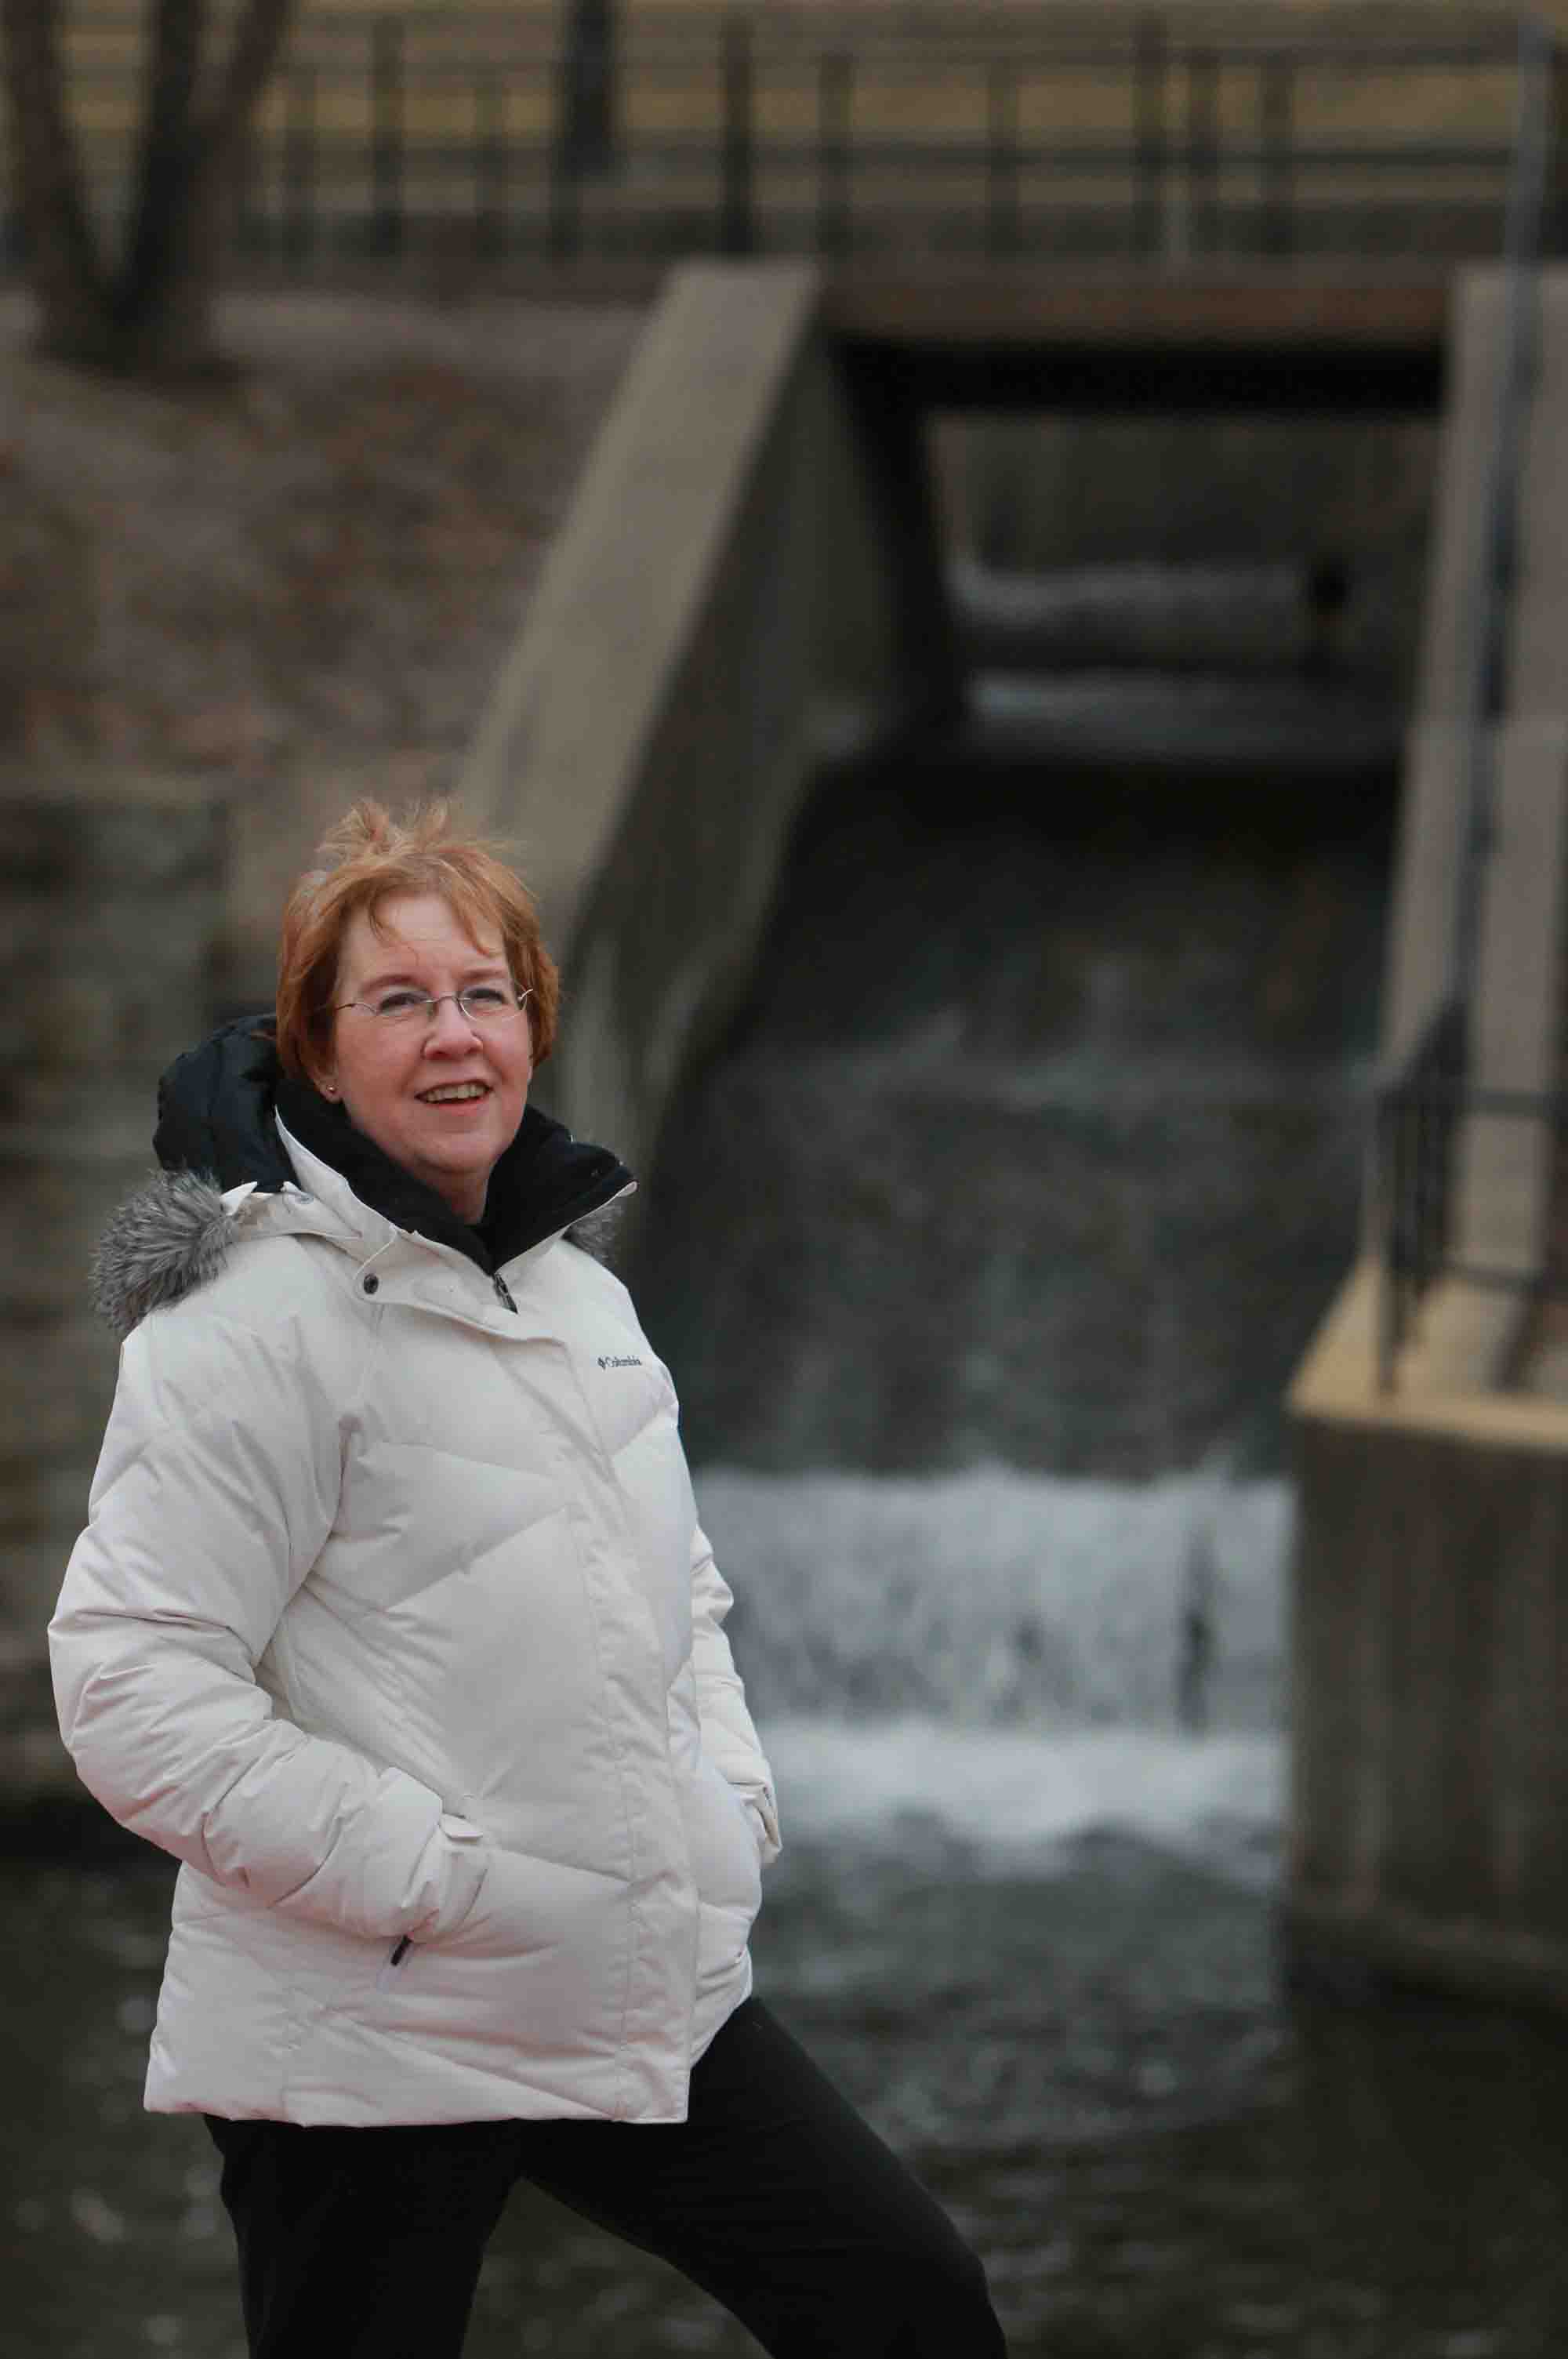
13, 1666, 1568, 2357
13, 702, 1568, 2354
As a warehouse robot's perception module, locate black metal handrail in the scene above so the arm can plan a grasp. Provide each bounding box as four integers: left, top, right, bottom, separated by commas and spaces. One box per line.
1374, 1018, 1568, 1389
5, 5, 1563, 273
47, 3, 1548, 45
1375, 996, 1467, 1391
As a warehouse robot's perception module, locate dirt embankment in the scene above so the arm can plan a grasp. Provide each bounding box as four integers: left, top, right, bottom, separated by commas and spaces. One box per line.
0, 292, 644, 997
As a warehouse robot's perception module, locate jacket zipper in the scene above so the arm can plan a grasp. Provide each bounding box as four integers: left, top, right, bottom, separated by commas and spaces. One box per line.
493, 1273, 517, 1312
377, 1934, 412, 1991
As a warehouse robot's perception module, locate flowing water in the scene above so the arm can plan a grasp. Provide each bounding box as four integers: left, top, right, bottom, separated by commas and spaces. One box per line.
13, 704, 1568, 2354
635, 742, 1389, 1479
13, 1472, 1568, 2356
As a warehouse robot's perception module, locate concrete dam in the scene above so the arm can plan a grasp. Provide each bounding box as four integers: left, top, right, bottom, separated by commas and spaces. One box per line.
452, 255, 1568, 2015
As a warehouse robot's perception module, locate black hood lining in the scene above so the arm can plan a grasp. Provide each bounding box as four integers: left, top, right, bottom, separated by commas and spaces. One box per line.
154, 1014, 630, 1276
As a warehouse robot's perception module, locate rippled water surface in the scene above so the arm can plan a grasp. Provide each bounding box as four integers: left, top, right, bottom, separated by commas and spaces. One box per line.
9, 1816, 1568, 2358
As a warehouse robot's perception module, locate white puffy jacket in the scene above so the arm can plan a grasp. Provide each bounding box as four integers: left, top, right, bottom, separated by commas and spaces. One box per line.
50, 1120, 779, 2127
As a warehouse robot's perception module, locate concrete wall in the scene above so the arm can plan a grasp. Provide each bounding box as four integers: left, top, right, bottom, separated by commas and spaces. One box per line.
1377, 273, 1568, 1388
456, 262, 907, 1187
0, 776, 228, 1805
1379, 272, 1505, 1070
1290, 1377, 1568, 2007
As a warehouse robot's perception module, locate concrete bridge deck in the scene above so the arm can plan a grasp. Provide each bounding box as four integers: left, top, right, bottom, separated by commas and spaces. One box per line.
823, 267, 1448, 408
411, 259, 1452, 408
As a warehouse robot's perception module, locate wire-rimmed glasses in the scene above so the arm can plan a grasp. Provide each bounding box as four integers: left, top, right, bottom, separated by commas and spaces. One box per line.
335, 984, 534, 1030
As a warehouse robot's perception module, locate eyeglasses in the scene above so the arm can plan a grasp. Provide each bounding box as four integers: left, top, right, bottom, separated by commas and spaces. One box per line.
336, 985, 534, 1030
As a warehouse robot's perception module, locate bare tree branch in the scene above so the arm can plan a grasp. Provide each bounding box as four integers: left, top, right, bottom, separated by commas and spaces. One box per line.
201, 0, 297, 159
0, 0, 105, 351
118, 0, 209, 327
2, 0, 299, 371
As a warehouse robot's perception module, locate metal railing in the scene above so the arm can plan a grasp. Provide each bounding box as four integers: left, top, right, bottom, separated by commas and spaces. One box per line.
1374, 997, 1466, 1392
1371, 13, 1555, 1391
5, 4, 1565, 274
1375, 1033, 1568, 1392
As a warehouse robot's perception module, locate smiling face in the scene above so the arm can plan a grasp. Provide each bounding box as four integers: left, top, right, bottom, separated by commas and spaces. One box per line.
318, 891, 533, 1222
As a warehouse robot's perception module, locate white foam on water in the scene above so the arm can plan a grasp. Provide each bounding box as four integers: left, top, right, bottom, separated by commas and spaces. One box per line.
693, 1464, 1292, 1882
757, 1717, 1284, 1886
695, 1463, 1290, 1729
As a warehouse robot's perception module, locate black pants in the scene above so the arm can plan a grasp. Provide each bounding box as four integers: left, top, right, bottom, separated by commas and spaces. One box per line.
205, 1997, 1007, 2358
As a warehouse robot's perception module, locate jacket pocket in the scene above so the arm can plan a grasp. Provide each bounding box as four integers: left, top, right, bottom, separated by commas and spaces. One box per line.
428, 1811, 489, 1933
383, 1842, 625, 1981
441, 1845, 620, 1959
688, 1766, 764, 1939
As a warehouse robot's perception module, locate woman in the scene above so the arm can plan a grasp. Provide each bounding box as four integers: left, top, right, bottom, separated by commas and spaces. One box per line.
50, 802, 1007, 2359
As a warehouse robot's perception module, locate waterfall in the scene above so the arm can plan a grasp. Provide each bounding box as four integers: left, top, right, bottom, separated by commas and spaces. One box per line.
695, 1464, 1289, 1885
637, 577, 1392, 1883
637, 752, 1390, 1484
699, 1464, 1284, 1732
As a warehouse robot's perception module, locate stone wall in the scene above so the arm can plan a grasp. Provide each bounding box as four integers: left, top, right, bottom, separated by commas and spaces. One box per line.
0, 775, 227, 1807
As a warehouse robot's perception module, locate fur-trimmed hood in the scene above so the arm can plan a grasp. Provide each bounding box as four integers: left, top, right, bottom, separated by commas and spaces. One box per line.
90, 1168, 630, 1344
92, 1015, 633, 1341
91, 1170, 252, 1344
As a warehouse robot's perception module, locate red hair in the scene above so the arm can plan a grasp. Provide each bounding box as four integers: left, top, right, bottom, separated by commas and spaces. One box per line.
275, 800, 560, 1081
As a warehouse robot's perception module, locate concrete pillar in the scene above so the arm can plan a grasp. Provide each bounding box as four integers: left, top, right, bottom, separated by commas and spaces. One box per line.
1289, 1392, 1568, 2008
